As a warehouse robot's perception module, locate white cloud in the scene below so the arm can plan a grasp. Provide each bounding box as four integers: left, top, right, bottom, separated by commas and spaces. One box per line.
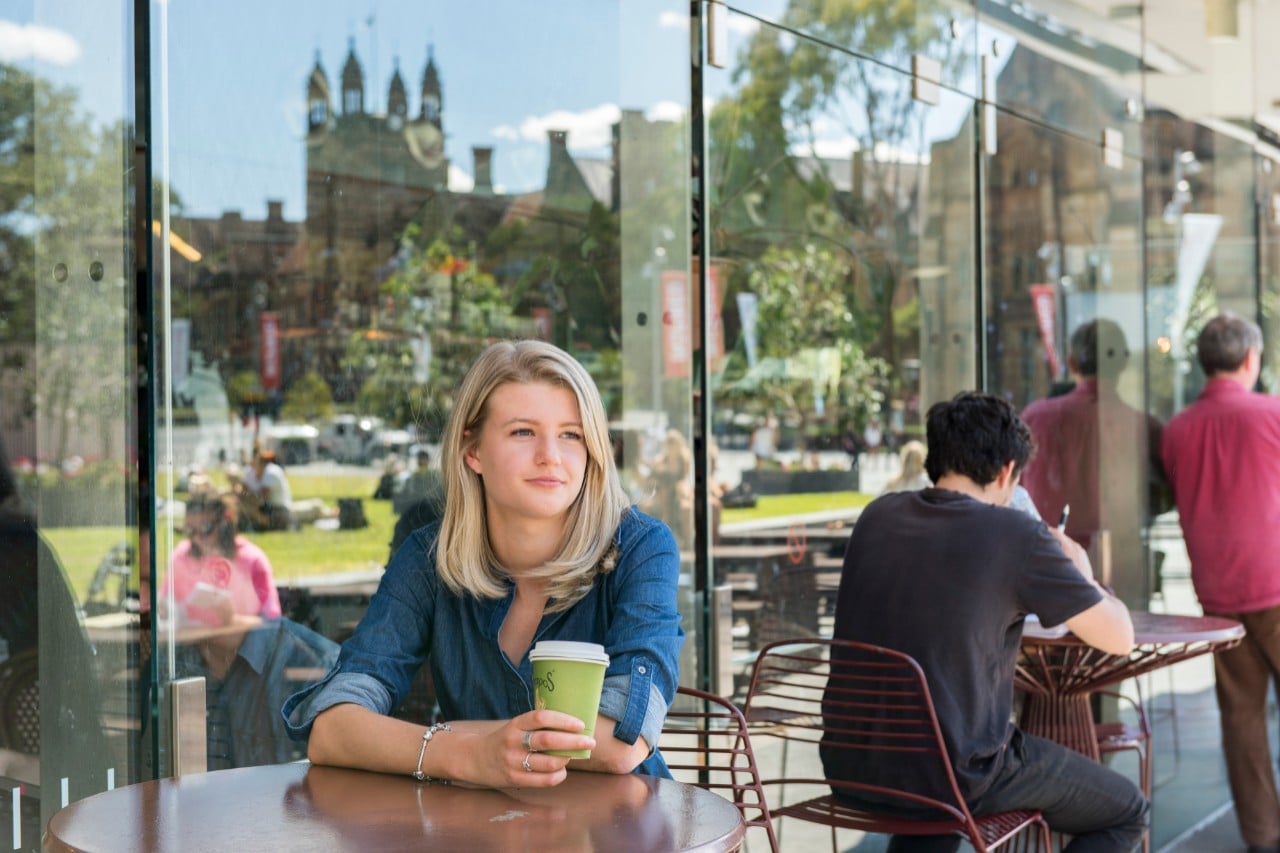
799, 136, 862, 160
448, 163, 475, 193
728, 12, 759, 35
645, 100, 686, 123
0, 21, 81, 65
491, 102, 622, 151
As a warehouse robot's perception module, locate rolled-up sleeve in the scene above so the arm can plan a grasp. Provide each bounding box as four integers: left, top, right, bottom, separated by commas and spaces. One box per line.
597, 513, 684, 750
280, 531, 438, 739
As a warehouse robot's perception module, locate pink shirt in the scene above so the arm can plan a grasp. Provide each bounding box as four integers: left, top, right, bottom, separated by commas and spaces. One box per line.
162, 537, 283, 620
1162, 378, 1280, 614
1020, 379, 1162, 550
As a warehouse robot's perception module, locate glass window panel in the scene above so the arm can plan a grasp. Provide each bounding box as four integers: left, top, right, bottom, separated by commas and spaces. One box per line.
705, 17, 976, 675
1145, 119, 1259, 414
718, 0, 982, 98
153, 0, 693, 770
978, 0, 1142, 157
1, 0, 139, 842
984, 113, 1148, 602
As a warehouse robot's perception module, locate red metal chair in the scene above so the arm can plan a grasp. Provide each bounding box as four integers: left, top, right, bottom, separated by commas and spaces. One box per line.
743, 638, 1051, 853
661, 685, 778, 853
1095, 688, 1152, 853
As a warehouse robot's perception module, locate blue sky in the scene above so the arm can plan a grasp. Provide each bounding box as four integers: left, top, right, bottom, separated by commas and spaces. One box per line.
2, 0, 989, 221
4, 1, 695, 219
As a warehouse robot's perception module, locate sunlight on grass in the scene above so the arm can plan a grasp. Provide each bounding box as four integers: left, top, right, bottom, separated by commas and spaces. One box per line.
721, 491, 872, 525
44, 474, 870, 601
45, 471, 387, 601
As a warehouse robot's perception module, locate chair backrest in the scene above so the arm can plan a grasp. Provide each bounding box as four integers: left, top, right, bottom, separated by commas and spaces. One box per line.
753, 567, 840, 649
0, 648, 40, 755
743, 638, 980, 830
661, 685, 778, 853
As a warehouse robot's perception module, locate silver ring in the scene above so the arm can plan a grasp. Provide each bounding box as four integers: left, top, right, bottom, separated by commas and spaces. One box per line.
522, 750, 534, 773
521, 730, 535, 751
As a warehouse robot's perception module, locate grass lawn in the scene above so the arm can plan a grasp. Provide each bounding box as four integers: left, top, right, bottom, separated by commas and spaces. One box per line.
44, 473, 870, 602
721, 490, 872, 525
46, 471, 388, 601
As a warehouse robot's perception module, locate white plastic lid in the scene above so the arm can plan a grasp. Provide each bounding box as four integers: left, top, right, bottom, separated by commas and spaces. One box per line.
528, 640, 610, 665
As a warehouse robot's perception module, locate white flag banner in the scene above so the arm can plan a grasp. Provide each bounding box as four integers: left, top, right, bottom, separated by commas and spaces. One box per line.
736, 292, 759, 369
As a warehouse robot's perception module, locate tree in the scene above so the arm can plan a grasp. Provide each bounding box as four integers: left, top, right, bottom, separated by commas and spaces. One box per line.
350, 227, 528, 429
0, 63, 140, 463
730, 243, 889, 436
281, 371, 334, 422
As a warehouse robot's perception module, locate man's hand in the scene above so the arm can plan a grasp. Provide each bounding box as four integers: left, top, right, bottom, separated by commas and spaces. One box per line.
1049, 526, 1095, 583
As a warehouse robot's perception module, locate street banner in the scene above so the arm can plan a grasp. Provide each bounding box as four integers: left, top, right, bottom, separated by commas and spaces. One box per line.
259, 312, 281, 392
1029, 284, 1060, 378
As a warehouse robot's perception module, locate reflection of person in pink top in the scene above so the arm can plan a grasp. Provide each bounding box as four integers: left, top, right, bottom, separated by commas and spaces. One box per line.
162, 490, 282, 626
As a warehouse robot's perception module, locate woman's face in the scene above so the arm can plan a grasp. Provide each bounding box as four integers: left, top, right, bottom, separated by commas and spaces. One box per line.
464, 381, 588, 528
186, 509, 220, 545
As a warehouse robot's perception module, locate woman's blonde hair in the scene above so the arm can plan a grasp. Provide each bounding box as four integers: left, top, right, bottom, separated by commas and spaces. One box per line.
434, 340, 630, 610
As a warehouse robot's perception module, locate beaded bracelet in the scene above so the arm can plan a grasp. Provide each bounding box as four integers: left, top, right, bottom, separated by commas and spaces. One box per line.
412, 722, 453, 783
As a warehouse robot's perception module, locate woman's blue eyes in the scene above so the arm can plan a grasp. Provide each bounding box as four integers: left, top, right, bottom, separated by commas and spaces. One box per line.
509, 427, 582, 440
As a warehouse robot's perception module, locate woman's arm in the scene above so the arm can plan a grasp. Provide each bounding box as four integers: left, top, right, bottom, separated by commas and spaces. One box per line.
580, 512, 684, 774
565, 715, 651, 774
308, 702, 597, 788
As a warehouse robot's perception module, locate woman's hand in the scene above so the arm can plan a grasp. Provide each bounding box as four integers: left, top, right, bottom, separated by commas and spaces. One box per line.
449, 709, 594, 788
310, 704, 595, 790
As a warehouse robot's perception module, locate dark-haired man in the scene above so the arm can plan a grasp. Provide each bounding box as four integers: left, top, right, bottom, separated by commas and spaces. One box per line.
1162, 312, 1280, 853
823, 391, 1148, 852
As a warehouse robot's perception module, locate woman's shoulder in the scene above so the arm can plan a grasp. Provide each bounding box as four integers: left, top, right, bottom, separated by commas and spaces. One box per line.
615, 507, 680, 561
618, 506, 671, 538
385, 521, 444, 583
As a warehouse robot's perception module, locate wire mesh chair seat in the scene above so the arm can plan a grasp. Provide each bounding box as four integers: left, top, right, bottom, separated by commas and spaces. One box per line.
743, 638, 1051, 853
0, 648, 40, 755
661, 685, 779, 852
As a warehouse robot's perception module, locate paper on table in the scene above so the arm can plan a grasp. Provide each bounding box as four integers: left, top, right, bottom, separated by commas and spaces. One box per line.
1023, 613, 1070, 639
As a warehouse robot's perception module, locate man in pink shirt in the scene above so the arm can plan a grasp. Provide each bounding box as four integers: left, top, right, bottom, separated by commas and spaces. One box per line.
1021, 318, 1166, 554
1162, 312, 1280, 853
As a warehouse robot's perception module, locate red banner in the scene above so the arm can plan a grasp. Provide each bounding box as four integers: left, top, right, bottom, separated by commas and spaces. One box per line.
690, 258, 726, 373
661, 271, 691, 379
259, 312, 281, 392
1028, 285, 1060, 379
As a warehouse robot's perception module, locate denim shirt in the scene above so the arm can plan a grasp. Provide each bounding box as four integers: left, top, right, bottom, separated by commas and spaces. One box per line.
282, 507, 684, 777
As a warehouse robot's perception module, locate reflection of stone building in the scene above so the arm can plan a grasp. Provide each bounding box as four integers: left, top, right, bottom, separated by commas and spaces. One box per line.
171, 43, 671, 407
304, 42, 449, 329
169, 201, 303, 387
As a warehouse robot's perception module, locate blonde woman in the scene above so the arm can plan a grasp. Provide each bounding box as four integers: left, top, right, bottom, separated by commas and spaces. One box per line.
284, 340, 684, 787
881, 439, 931, 494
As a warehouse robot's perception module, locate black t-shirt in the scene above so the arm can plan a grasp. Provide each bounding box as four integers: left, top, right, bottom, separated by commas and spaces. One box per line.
821, 488, 1102, 803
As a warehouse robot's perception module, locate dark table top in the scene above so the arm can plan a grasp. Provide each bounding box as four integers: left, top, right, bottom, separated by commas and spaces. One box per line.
45, 763, 746, 853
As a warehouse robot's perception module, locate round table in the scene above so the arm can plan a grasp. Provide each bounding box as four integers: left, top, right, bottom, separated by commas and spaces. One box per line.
1016, 610, 1244, 759
45, 762, 745, 853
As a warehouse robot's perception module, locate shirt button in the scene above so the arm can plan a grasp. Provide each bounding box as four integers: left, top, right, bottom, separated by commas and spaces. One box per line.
637, 665, 647, 674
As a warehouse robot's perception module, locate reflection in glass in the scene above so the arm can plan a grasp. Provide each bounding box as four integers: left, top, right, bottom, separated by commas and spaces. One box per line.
156, 0, 693, 764
703, 14, 976, 673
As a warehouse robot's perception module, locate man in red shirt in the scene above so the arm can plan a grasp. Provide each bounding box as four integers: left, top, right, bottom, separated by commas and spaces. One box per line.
1162, 312, 1280, 853
1021, 318, 1165, 554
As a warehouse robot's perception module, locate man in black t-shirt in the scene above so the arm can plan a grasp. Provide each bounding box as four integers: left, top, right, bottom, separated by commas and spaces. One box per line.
823, 392, 1148, 852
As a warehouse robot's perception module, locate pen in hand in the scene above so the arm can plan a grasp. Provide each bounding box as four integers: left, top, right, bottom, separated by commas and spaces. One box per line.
1057, 504, 1070, 532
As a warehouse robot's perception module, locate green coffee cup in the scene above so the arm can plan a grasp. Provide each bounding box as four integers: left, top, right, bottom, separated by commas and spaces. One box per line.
529, 640, 610, 758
